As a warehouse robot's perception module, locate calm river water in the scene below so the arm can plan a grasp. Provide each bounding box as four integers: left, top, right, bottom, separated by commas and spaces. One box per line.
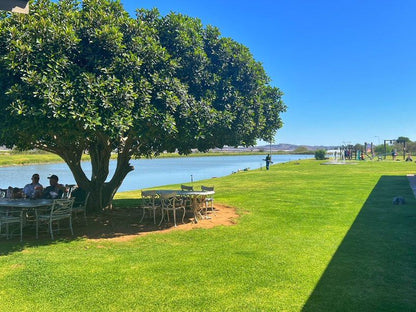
1, 154, 311, 192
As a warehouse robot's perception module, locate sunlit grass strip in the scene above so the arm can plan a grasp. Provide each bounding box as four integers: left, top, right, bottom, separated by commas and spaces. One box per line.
0, 151, 306, 167
0, 160, 415, 311
0, 153, 90, 166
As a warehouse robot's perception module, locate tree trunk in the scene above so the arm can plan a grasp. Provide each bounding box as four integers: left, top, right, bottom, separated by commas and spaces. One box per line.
66, 153, 133, 213
41, 134, 135, 212
100, 136, 136, 209
87, 135, 112, 211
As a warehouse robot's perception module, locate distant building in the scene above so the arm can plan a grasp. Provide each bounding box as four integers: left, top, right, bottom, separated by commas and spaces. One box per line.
0, 0, 29, 14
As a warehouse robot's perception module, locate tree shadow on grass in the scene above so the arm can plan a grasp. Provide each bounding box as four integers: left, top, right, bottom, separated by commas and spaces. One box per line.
0, 239, 61, 256
0, 199, 164, 255
0, 198, 201, 255
302, 175, 416, 311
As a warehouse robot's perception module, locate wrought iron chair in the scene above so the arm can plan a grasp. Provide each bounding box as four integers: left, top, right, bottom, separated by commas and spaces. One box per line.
140, 190, 161, 224
0, 208, 25, 241
180, 184, 194, 209
35, 198, 74, 239
72, 192, 90, 225
158, 192, 186, 227
181, 185, 194, 192
0, 189, 7, 198
201, 185, 215, 215
61, 184, 77, 199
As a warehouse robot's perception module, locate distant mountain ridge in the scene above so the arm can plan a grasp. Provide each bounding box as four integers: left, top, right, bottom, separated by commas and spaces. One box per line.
261, 143, 337, 151
1, 144, 336, 153
211, 143, 336, 152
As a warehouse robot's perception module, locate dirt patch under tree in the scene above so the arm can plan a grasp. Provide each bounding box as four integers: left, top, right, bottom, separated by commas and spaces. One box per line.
73, 203, 239, 242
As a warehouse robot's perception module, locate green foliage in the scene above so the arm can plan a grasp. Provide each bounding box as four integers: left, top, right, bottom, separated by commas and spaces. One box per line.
397, 136, 410, 143
354, 143, 363, 151
314, 149, 326, 160
0, 0, 286, 209
406, 141, 416, 154
0, 160, 415, 311
373, 144, 386, 155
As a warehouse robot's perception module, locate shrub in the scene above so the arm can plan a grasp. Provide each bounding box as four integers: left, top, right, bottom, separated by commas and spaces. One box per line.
315, 150, 326, 160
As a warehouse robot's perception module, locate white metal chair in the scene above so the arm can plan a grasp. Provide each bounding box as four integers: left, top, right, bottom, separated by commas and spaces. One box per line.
35, 198, 74, 239
201, 185, 215, 215
181, 185, 194, 192
61, 184, 77, 199
181, 184, 194, 209
158, 192, 186, 227
0, 208, 25, 241
140, 190, 160, 224
0, 189, 7, 198
72, 192, 90, 225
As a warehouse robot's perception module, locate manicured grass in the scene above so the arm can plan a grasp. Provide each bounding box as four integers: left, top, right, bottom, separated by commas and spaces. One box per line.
0, 159, 415, 311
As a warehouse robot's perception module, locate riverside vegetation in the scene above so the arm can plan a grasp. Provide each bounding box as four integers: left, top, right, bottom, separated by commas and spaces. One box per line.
0, 150, 309, 167
0, 159, 415, 311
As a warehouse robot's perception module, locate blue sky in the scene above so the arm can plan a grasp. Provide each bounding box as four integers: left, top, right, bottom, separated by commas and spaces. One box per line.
122, 0, 416, 146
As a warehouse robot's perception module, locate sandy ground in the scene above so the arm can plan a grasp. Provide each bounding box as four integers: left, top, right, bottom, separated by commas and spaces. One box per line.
75, 203, 239, 242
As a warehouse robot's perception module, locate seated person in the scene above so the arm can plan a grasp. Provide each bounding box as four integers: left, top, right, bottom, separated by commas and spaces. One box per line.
42, 174, 66, 199
8, 186, 24, 199
71, 186, 87, 205
23, 173, 43, 198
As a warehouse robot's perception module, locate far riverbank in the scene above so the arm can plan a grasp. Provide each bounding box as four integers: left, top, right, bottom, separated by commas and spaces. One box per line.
0, 154, 312, 192
0, 150, 313, 167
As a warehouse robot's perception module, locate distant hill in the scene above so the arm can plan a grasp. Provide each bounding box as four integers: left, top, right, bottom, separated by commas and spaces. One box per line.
210, 143, 336, 153
2, 144, 336, 153
261, 143, 337, 152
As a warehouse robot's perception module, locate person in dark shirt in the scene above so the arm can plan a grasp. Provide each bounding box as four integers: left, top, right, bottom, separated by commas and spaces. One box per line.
71, 187, 87, 205
42, 174, 65, 199
264, 154, 272, 170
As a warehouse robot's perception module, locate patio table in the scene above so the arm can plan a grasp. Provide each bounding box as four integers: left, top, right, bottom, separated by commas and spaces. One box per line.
0, 199, 54, 240
150, 190, 215, 223
0, 198, 54, 209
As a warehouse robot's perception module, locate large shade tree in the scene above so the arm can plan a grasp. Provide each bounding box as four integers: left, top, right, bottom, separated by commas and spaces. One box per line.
0, 0, 286, 211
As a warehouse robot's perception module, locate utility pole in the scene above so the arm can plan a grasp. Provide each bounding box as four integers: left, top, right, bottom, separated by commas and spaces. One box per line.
384, 139, 396, 160
396, 139, 407, 160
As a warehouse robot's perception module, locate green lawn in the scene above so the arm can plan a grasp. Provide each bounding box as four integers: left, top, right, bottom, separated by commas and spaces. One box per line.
0, 159, 415, 311
0, 151, 307, 166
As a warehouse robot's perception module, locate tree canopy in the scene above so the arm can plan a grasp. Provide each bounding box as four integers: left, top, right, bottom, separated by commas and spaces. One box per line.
0, 0, 286, 210
397, 136, 410, 143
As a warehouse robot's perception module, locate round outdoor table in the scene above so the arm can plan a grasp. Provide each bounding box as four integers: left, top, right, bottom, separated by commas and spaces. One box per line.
0, 199, 54, 240
149, 190, 215, 223
0, 198, 54, 209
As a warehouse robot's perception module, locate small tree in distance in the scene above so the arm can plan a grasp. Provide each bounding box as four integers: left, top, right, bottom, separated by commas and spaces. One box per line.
314, 150, 326, 160
0, 0, 286, 211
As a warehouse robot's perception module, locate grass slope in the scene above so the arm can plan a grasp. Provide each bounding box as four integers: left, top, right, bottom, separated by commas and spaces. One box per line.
0, 160, 415, 311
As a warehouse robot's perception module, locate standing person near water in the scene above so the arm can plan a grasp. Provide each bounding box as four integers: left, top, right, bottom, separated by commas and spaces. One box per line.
264, 154, 272, 170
